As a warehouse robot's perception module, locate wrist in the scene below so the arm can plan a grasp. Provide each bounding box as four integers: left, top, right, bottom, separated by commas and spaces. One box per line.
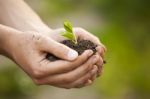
0, 25, 20, 56
0, 25, 9, 55
0, 0, 52, 36
25, 21, 52, 35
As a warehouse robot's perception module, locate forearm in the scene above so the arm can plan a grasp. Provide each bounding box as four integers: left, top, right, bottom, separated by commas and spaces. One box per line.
0, 24, 19, 55
0, 0, 51, 33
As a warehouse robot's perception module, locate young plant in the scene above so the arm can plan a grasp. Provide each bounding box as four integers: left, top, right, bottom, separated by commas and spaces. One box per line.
61, 20, 77, 44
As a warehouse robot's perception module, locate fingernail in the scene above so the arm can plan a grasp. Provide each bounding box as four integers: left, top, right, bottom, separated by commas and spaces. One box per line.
88, 79, 92, 84
68, 50, 78, 60
85, 80, 92, 86
96, 46, 104, 54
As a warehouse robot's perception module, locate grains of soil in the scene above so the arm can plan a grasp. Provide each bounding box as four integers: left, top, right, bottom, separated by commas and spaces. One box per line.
46, 40, 106, 64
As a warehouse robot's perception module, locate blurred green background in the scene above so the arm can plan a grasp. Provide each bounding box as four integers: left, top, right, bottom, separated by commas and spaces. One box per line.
0, 0, 150, 99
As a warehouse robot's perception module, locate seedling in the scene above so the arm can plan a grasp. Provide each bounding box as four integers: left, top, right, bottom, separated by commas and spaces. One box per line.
61, 20, 77, 44
47, 20, 106, 64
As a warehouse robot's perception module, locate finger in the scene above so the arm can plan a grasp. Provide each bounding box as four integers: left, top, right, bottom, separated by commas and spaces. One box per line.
85, 80, 92, 86
74, 28, 101, 45
40, 36, 78, 61
90, 65, 98, 81
97, 65, 104, 77
96, 46, 106, 65
36, 54, 99, 85
96, 46, 106, 58
53, 66, 97, 89
94, 53, 103, 72
74, 28, 107, 51
95, 55, 104, 77
95, 53, 103, 67
73, 65, 98, 88
40, 50, 93, 76
47, 65, 98, 89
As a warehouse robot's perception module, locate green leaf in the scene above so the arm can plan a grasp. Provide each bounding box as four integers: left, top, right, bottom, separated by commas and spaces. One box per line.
61, 20, 77, 44
61, 32, 74, 40
64, 21, 73, 33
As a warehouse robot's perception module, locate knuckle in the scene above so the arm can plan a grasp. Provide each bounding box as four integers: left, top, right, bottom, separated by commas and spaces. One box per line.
29, 33, 44, 44
23, 31, 45, 45
93, 65, 98, 71
78, 51, 93, 63
84, 52, 91, 59
95, 65, 98, 70
34, 35, 43, 43
31, 68, 44, 78
81, 51, 90, 59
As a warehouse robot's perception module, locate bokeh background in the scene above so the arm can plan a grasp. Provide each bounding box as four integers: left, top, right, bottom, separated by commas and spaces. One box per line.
0, 0, 150, 99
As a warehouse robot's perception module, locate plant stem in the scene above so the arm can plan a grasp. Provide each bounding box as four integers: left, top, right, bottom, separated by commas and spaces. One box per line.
73, 33, 77, 44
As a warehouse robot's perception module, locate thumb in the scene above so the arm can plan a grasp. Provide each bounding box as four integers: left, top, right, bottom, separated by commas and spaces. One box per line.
41, 37, 78, 61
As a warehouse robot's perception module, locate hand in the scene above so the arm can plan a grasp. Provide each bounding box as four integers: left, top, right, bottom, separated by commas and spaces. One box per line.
0, 0, 105, 87
49, 27, 106, 79
2, 29, 100, 89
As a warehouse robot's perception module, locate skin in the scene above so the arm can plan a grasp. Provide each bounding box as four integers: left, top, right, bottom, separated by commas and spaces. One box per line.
50, 28, 106, 77
0, 0, 106, 89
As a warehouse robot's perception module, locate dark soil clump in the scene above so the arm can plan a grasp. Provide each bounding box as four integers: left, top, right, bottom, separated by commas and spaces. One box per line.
46, 40, 98, 61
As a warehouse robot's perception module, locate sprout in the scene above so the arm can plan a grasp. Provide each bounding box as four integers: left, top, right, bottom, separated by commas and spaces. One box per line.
61, 20, 77, 44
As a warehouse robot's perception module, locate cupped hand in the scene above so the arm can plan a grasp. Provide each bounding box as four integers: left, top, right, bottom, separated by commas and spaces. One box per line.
49, 28, 106, 78
3, 30, 100, 89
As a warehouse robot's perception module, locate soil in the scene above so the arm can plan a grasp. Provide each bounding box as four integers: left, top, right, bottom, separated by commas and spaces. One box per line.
46, 40, 106, 63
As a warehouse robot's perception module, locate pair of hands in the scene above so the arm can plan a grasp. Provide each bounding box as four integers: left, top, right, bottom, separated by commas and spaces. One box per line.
3, 27, 106, 89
